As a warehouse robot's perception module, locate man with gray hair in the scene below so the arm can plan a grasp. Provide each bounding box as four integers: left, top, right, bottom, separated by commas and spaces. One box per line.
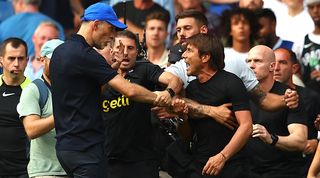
17, 39, 68, 178
0, 0, 64, 56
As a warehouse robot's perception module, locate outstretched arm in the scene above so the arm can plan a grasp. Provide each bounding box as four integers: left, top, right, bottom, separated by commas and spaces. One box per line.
249, 84, 298, 111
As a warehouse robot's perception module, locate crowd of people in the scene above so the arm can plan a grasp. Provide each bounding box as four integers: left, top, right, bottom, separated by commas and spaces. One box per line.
0, 0, 320, 178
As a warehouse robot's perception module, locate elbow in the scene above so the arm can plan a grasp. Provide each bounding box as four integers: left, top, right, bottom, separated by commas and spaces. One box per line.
25, 129, 38, 140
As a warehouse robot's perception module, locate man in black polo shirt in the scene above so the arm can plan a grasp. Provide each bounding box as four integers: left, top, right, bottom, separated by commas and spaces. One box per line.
49, 3, 171, 178
101, 30, 182, 178
0, 37, 30, 178
245, 45, 308, 178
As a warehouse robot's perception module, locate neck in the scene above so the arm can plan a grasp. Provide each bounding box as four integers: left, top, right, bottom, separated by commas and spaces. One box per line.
23, 5, 39, 13
197, 66, 217, 83
2, 73, 25, 86
259, 74, 275, 92
288, 5, 303, 17
147, 45, 165, 63
314, 25, 320, 35
286, 79, 295, 89
134, 0, 154, 9
232, 39, 251, 52
42, 74, 51, 86
77, 25, 93, 47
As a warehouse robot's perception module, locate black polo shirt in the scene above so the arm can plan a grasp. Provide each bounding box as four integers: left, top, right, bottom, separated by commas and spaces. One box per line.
50, 34, 117, 151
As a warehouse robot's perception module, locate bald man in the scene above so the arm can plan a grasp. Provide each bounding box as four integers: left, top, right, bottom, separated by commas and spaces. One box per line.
274, 48, 320, 177
245, 45, 308, 178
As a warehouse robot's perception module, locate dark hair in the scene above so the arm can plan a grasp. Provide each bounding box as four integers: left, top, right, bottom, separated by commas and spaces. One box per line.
255, 8, 277, 23
175, 10, 208, 27
221, 7, 260, 47
116, 30, 140, 51
185, 33, 225, 70
145, 11, 170, 29
0, 37, 28, 57
276, 48, 298, 64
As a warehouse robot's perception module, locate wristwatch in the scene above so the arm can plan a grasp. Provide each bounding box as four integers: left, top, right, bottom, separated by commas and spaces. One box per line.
270, 134, 279, 146
166, 88, 175, 97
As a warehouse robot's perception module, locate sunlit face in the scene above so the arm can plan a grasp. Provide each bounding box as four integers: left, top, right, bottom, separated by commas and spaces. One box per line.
230, 14, 251, 44
113, 36, 138, 71
246, 49, 273, 81
182, 44, 202, 76
308, 2, 320, 26
32, 25, 59, 56
239, 0, 263, 10
93, 21, 116, 50
0, 44, 28, 80
176, 18, 201, 45
177, 0, 201, 10
145, 19, 168, 48
274, 50, 293, 84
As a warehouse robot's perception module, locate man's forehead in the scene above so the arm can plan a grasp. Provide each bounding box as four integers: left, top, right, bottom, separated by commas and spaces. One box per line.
177, 17, 197, 26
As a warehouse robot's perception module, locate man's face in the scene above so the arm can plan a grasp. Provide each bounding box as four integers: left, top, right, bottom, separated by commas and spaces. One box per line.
239, 0, 263, 10
182, 44, 202, 76
145, 19, 168, 48
230, 14, 251, 44
308, 2, 320, 26
32, 25, 59, 56
0, 44, 28, 79
177, 0, 201, 10
257, 17, 274, 46
93, 21, 116, 50
176, 17, 201, 45
246, 49, 273, 81
274, 50, 293, 84
113, 36, 138, 71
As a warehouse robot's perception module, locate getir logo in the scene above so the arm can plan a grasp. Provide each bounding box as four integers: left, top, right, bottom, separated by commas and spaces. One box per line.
102, 95, 130, 112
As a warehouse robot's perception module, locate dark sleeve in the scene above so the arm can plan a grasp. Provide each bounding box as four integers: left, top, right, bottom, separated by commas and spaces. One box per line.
286, 99, 308, 126
144, 62, 164, 84
226, 73, 250, 112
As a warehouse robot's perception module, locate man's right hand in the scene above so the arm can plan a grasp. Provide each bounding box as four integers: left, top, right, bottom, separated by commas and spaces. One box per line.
208, 103, 238, 130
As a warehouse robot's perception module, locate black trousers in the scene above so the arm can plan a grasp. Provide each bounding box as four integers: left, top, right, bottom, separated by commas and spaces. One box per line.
56, 144, 107, 178
106, 159, 159, 178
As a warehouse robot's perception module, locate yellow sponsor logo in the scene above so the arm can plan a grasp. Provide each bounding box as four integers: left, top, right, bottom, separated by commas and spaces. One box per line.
102, 95, 130, 112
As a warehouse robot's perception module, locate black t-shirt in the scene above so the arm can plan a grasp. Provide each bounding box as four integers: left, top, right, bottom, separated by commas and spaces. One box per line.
246, 81, 308, 177
186, 70, 250, 164
0, 77, 28, 175
50, 34, 118, 151
113, 1, 170, 29
101, 61, 163, 162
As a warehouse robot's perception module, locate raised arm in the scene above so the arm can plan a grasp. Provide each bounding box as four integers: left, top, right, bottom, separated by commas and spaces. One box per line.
249, 84, 298, 111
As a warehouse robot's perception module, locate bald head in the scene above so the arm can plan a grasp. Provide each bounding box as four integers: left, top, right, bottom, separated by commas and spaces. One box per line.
246, 45, 275, 81
248, 45, 275, 64
239, 0, 264, 10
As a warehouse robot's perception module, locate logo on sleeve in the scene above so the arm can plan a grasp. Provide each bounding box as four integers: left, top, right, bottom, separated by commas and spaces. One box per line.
2, 92, 15, 97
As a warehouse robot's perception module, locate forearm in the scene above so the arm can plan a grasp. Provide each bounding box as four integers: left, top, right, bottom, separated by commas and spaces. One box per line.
185, 98, 211, 118
274, 124, 307, 151
274, 134, 307, 151
127, 82, 157, 104
23, 115, 55, 139
220, 122, 252, 160
249, 84, 285, 111
307, 143, 320, 178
